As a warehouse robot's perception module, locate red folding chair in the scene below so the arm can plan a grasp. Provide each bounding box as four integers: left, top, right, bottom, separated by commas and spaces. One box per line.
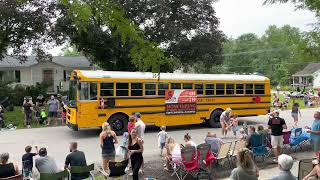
197, 143, 216, 168
181, 146, 199, 180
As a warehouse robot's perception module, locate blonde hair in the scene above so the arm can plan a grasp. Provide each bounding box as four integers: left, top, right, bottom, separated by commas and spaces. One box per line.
102, 122, 111, 132
166, 137, 175, 152
237, 148, 254, 169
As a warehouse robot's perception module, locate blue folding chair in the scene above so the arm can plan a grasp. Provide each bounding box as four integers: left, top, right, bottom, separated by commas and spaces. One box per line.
290, 128, 309, 152
250, 134, 268, 161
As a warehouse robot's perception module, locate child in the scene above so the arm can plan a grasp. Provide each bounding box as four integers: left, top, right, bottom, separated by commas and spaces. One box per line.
127, 116, 135, 134
60, 101, 67, 125
40, 109, 47, 125
158, 126, 168, 156
22, 145, 38, 179
228, 114, 239, 137
121, 132, 129, 159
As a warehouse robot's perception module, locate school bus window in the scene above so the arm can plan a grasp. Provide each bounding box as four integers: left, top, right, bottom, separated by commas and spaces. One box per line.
205, 84, 214, 95
145, 83, 156, 96
171, 83, 181, 89
131, 83, 143, 96
183, 83, 193, 89
116, 83, 129, 96
255, 84, 265, 94
80, 82, 97, 100
226, 84, 235, 95
158, 83, 168, 96
195, 84, 203, 95
236, 84, 244, 94
246, 84, 254, 94
100, 83, 114, 96
216, 83, 225, 95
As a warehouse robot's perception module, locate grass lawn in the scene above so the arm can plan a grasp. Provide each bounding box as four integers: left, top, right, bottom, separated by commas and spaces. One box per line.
271, 94, 307, 110
3, 106, 43, 129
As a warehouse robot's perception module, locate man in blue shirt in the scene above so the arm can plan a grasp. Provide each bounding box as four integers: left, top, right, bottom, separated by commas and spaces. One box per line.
308, 111, 320, 152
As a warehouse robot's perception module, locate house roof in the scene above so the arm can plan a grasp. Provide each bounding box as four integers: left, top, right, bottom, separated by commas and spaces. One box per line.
0, 56, 92, 68
293, 63, 320, 76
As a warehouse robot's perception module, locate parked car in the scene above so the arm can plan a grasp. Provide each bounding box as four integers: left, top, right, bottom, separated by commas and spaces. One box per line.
288, 91, 305, 98
0, 97, 14, 111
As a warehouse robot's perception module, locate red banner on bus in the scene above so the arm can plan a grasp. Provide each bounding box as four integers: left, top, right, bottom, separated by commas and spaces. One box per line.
165, 90, 197, 114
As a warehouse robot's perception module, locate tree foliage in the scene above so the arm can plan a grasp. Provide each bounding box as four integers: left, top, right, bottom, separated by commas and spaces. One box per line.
120, 0, 225, 71
263, 0, 320, 16
59, 45, 81, 56
0, 0, 56, 62
221, 25, 320, 85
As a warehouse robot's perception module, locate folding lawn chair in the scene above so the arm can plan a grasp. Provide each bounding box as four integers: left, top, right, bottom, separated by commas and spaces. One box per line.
250, 134, 268, 161
290, 128, 309, 152
229, 140, 246, 163
298, 159, 316, 180
69, 163, 94, 180
40, 170, 69, 180
0, 174, 23, 180
282, 131, 291, 153
99, 159, 129, 180
180, 146, 199, 180
197, 143, 216, 169
216, 142, 232, 168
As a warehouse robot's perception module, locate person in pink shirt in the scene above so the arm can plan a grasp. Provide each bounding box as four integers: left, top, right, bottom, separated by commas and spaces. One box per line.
128, 116, 135, 134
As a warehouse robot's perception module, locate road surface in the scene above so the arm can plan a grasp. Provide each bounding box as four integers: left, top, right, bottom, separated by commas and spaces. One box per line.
0, 108, 318, 168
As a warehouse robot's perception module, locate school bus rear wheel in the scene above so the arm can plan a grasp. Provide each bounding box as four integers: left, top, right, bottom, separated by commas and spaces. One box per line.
209, 109, 222, 128
108, 114, 128, 135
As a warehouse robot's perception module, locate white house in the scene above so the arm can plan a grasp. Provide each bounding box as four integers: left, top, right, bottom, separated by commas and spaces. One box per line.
0, 56, 93, 93
292, 63, 320, 89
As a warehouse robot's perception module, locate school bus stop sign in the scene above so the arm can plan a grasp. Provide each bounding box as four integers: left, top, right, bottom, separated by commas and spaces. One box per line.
165, 90, 197, 115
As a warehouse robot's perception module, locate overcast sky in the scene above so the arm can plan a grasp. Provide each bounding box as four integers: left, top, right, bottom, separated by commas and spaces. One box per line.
49, 0, 318, 55
214, 0, 317, 38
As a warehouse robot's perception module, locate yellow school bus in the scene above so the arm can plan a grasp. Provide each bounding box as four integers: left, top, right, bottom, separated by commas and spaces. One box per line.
66, 70, 271, 134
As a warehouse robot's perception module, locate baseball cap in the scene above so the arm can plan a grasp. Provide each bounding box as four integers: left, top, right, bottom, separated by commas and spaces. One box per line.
134, 112, 141, 118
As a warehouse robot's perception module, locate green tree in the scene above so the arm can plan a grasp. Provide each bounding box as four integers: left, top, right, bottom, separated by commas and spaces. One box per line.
59, 45, 81, 56
264, 0, 320, 16
0, 0, 56, 61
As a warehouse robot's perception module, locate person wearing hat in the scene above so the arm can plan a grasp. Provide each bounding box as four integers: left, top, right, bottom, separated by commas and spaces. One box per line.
307, 110, 320, 152
270, 154, 296, 180
268, 110, 287, 163
134, 112, 145, 140
35, 148, 58, 174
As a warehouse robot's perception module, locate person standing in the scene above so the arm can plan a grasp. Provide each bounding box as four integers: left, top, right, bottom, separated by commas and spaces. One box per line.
99, 122, 118, 171
128, 129, 144, 180
35, 148, 58, 174
157, 126, 167, 156
128, 116, 135, 135
307, 111, 320, 152
22, 145, 38, 178
46, 95, 59, 126
291, 103, 301, 127
0, 106, 4, 129
23, 98, 33, 128
65, 142, 88, 180
268, 111, 287, 163
134, 112, 146, 140
220, 108, 232, 138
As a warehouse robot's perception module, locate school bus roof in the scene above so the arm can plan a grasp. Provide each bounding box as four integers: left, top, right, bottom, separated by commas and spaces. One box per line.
75, 70, 269, 82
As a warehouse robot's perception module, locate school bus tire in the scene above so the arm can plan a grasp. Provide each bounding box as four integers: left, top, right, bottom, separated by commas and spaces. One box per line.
108, 113, 128, 135
209, 109, 223, 128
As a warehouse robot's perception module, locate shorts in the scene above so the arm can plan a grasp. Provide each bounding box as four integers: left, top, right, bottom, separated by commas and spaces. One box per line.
48, 111, 57, 118
102, 151, 116, 160
291, 113, 298, 118
160, 142, 165, 150
23, 169, 32, 178
271, 135, 283, 148
311, 140, 320, 152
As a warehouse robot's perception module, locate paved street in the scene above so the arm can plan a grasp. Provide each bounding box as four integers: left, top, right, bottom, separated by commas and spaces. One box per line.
0, 107, 319, 179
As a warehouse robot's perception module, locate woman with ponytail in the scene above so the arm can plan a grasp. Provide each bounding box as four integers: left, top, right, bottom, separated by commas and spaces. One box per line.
99, 122, 118, 171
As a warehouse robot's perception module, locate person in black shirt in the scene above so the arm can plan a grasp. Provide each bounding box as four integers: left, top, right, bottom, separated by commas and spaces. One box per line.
22, 145, 38, 178
0, 153, 19, 178
268, 111, 287, 163
65, 142, 88, 180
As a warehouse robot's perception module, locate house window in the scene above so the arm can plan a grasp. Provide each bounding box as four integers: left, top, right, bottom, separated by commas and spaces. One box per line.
15, 70, 20, 82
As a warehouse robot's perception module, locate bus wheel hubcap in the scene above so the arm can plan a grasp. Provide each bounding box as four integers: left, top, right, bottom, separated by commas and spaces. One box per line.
113, 119, 123, 130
